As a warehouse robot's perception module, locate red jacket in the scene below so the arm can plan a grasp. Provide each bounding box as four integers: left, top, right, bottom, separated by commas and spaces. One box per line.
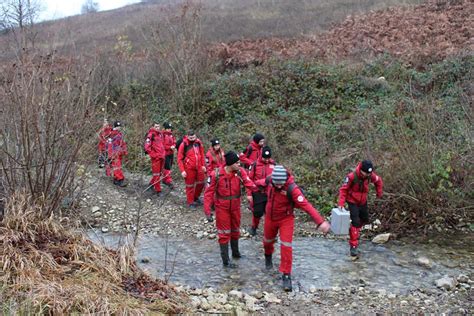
206, 147, 225, 175
246, 157, 275, 196
163, 130, 176, 155
256, 174, 325, 224
144, 128, 165, 160
98, 124, 112, 151
177, 136, 205, 172
239, 140, 262, 166
106, 129, 127, 158
204, 166, 258, 216
338, 162, 383, 207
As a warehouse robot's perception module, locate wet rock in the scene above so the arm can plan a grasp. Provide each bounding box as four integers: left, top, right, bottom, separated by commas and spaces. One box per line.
309, 285, 317, 293
91, 206, 101, 213
250, 290, 263, 299
264, 292, 281, 304
373, 219, 382, 225
456, 274, 469, 283
416, 257, 433, 269
101, 227, 109, 233
372, 233, 391, 244
229, 290, 244, 300
435, 276, 457, 290
140, 256, 151, 263
190, 296, 201, 308
244, 294, 258, 311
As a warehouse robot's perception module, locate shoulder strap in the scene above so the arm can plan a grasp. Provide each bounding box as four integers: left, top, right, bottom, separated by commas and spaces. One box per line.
246, 145, 253, 158
287, 183, 297, 201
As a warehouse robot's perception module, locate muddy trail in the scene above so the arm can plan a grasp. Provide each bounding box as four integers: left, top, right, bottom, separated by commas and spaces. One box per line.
79, 168, 473, 314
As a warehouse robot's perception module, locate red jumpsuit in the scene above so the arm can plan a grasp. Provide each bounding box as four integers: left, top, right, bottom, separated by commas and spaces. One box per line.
256, 175, 325, 274
338, 163, 383, 248
205, 147, 225, 176
247, 158, 276, 230
97, 123, 112, 167
239, 140, 262, 168
106, 129, 128, 181
204, 167, 257, 244
177, 136, 206, 205
162, 130, 176, 186
144, 128, 165, 193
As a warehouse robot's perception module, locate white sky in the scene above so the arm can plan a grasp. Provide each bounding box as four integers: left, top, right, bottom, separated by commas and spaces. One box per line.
39, 0, 142, 21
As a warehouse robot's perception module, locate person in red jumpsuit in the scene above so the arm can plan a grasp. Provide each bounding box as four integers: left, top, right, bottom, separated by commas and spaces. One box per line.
256, 165, 330, 291
204, 151, 258, 268
144, 122, 165, 196
177, 130, 206, 208
205, 138, 225, 176
246, 146, 275, 236
106, 121, 128, 187
97, 119, 112, 168
239, 133, 265, 168
162, 122, 176, 189
338, 160, 383, 257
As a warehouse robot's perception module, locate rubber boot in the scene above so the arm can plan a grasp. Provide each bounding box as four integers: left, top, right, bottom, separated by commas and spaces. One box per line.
230, 239, 242, 258
265, 254, 273, 270
282, 274, 292, 292
249, 227, 257, 236
350, 246, 359, 257
220, 243, 236, 268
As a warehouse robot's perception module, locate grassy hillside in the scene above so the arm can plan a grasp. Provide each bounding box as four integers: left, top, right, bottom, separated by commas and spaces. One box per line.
0, 0, 424, 61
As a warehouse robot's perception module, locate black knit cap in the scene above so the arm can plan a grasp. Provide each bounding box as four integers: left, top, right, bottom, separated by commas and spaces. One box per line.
163, 122, 172, 129
211, 138, 220, 146
361, 160, 374, 173
113, 121, 122, 128
262, 146, 272, 158
253, 133, 265, 143
187, 130, 195, 136
225, 151, 239, 166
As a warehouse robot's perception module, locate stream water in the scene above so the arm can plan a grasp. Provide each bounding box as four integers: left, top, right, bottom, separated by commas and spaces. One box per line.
89, 231, 473, 294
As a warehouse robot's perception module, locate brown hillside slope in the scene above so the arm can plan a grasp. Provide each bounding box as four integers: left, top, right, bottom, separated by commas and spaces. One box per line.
213, 0, 473, 67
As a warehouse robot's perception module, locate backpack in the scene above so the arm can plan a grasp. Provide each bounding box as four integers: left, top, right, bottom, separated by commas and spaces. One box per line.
350, 170, 370, 192
143, 132, 154, 155
264, 175, 302, 204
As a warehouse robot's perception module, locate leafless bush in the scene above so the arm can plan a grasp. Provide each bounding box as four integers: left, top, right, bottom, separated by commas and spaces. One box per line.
142, 1, 211, 123
0, 52, 101, 217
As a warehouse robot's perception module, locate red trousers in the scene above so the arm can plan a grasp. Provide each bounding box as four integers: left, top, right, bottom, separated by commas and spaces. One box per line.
150, 158, 164, 193
263, 215, 294, 274
216, 205, 241, 244
184, 168, 205, 204
349, 225, 361, 248
110, 156, 124, 180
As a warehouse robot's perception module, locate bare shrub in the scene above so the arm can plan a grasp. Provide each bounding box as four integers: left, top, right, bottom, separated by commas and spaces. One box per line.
0, 52, 101, 217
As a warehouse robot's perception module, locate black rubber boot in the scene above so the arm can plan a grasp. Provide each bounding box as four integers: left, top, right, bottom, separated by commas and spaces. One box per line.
249, 227, 257, 236
350, 246, 359, 257
282, 274, 292, 292
230, 239, 242, 258
265, 254, 273, 270
220, 243, 236, 268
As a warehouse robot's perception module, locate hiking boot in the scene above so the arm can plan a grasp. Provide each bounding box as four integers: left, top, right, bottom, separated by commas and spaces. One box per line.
249, 227, 257, 236
194, 197, 203, 206
265, 254, 273, 270
282, 274, 292, 292
155, 191, 162, 197
350, 246, 359, 257
220, 243, 236, 268
230, 239, 243, 259
164, 182, 175, 190
188, 203, 197, 210
206, 214, 214, 223
114, 179, 126, 187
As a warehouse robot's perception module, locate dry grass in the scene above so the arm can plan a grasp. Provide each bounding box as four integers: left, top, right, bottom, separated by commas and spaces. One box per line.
0, 0, 425, 61
0, 192, 187, 314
